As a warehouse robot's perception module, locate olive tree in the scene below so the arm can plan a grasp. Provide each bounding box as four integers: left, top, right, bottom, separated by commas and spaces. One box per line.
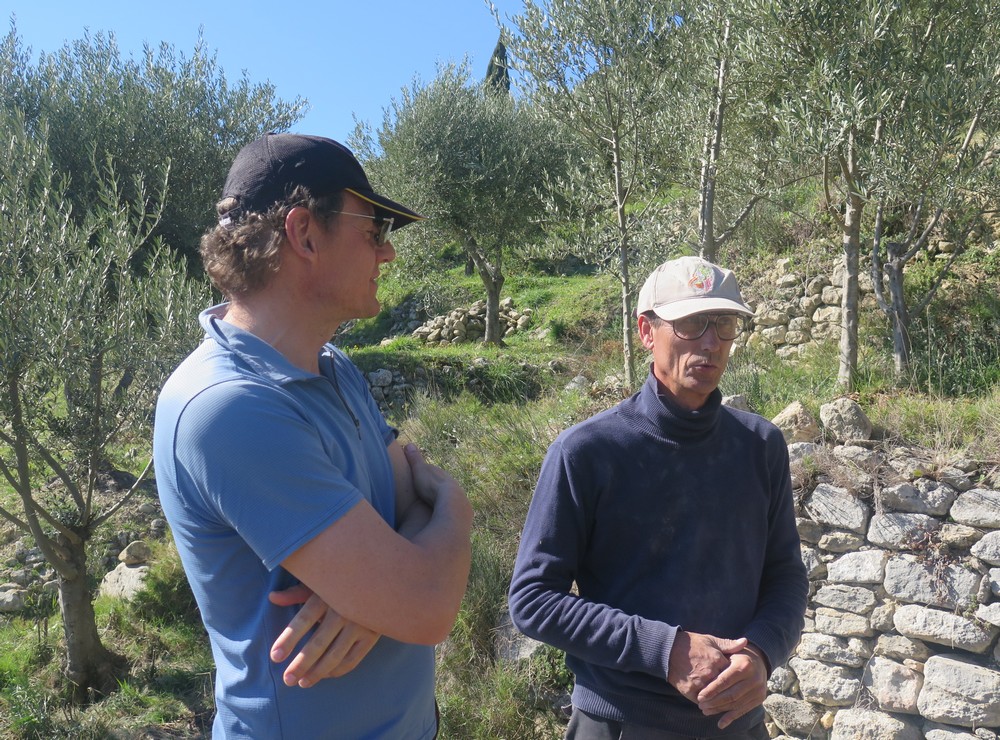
358, 64, 566, 345
501, 0, 687, 386
0, 113, 207, 699
673, 1, 816, 263
759, 0, 1000, 387
1, 24, 305, 266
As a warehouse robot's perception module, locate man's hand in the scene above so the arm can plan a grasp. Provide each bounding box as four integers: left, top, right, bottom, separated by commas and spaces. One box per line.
696, 645, 769, 729
404, 443, 466, 511
268, 584, 379, 688
667, 630, 748, 703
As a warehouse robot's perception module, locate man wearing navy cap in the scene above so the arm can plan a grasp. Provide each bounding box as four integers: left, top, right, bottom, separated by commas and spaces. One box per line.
509, 256, 808, 739
154, 133, 472, 738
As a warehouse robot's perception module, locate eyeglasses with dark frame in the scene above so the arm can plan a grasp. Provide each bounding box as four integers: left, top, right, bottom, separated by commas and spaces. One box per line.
668, 313, 746, 341
330, 211, 394, 246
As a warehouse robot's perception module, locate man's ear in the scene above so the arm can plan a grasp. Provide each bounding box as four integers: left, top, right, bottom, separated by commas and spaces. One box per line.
637, 313, 656, 350
284, 207, 315, 257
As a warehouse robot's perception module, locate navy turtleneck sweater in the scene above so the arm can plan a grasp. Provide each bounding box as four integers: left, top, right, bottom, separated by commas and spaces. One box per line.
509, 371, 808, 736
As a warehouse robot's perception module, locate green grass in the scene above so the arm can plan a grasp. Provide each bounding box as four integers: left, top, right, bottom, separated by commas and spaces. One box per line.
0, 539, 214, 739
345, 267, 621, 351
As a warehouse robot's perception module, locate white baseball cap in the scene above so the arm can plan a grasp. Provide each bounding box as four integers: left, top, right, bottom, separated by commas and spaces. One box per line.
637, 256, 752, 320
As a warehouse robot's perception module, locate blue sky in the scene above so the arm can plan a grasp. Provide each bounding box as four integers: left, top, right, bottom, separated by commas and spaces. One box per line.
5, 0, 522, 144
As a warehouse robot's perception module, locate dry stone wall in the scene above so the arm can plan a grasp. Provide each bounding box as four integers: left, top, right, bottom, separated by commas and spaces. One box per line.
762, 397, 999, 739
740, 257, 875, 360
410, 298, 534, 346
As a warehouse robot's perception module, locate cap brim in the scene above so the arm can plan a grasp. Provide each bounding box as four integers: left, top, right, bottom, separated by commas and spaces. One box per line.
651, 298, 754, 321
345, 188, 425, 230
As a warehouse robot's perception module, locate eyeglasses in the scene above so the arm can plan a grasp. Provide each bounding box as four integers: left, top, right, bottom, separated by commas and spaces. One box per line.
669, 313, 746, 341
330, 211, 394, 246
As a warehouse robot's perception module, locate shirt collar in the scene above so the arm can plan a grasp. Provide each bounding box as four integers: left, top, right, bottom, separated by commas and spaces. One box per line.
199, 303, 323, 385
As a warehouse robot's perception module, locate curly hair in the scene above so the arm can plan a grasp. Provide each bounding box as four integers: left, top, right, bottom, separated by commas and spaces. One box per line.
199, 186, 344, 298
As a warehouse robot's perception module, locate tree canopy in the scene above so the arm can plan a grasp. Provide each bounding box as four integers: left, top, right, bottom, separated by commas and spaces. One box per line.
358, 64, 567, 344
0, 24, 305, 266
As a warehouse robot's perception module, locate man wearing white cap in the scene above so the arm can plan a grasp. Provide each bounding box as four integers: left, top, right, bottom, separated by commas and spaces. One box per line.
509, 256, 807, 739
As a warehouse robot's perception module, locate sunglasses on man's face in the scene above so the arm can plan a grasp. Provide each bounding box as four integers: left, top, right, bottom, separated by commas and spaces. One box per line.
330, 211, 394, 246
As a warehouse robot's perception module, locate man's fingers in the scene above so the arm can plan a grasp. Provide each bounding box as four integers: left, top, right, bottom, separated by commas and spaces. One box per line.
268, 583, 312, 606
696, 651, 767, 728
714, 695, 759, 729
714, 636, 748, 655
301, 631, 379, 682
282, 612, 348, 686
403, 443, 426, 468
270, 595, 331, 663
697, 658, 743, 702
287, 626, 351, 687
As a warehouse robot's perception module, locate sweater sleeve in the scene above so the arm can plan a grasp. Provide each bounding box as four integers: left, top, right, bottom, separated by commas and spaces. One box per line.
742, 425, 809, 672
508, 434, 677, 682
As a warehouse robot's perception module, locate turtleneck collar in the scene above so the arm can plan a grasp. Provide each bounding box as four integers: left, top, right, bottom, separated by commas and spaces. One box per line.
621, 368, 722, 445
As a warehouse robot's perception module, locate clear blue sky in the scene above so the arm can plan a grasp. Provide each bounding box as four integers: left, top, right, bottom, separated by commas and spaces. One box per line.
5, 0, 522, 143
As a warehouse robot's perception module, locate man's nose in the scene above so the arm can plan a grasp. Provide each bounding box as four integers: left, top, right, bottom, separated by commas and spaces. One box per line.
378, 239, 396, 263
699, 323, 723, 349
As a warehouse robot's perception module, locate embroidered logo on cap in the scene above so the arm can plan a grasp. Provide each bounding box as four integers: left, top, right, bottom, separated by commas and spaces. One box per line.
688, 264, 715, 294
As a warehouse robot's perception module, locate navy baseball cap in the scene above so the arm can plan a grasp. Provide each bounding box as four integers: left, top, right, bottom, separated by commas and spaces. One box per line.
221, 133, 424, 229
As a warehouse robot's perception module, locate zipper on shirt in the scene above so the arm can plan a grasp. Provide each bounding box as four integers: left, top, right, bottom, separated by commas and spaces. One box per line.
325, 360, 362, 440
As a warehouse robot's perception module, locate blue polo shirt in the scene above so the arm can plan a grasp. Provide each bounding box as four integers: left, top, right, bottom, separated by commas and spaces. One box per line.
153, 305, 436, 739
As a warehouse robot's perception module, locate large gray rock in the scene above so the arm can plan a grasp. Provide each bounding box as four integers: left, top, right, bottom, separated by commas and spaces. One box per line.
818, 531, 866, 553
894, 604, 999, 653
939, 523, 986, 549
815, 606, 873, 637
820, 397, 873, 442
800, 544, 826, 579
976, 602, 1000, 627
763, 693, 824, 738
870, 601, 898, 632
789, 657, 862, 707
99, 563, 149, 601
918, 655, 1000, 728
827, 549, 889, 584
830, 708, 922, 740
805, 484, 870, 534
0, 589, 25, 613
813, 584, 877, 614
832, 444, 881, 468
796, 633, 870, 668
874, 634, 930, 663
118, 540, 152, 566
950, 489, 1000, 528
971, 530, 1000, 566
773, 401, 821, 443
883, 553, 983, 610
863, 655, 923, 714
867, 512, 942, 550
880, 481, 956, 516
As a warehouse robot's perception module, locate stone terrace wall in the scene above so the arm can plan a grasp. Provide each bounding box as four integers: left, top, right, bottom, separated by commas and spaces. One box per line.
762, 397, 1000, 740
740, 257, 875, 361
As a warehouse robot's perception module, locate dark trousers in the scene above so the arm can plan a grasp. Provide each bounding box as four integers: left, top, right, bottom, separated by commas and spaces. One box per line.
564, 707, 770, 740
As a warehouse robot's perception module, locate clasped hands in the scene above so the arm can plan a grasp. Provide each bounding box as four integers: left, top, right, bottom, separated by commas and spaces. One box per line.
666, 630, 769, 730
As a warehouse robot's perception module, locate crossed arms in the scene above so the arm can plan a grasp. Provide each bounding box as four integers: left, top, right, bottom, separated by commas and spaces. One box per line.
268, 440, 472, 688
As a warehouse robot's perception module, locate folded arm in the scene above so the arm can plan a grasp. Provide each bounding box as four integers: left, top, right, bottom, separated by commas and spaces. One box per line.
279, 441, 472, 648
